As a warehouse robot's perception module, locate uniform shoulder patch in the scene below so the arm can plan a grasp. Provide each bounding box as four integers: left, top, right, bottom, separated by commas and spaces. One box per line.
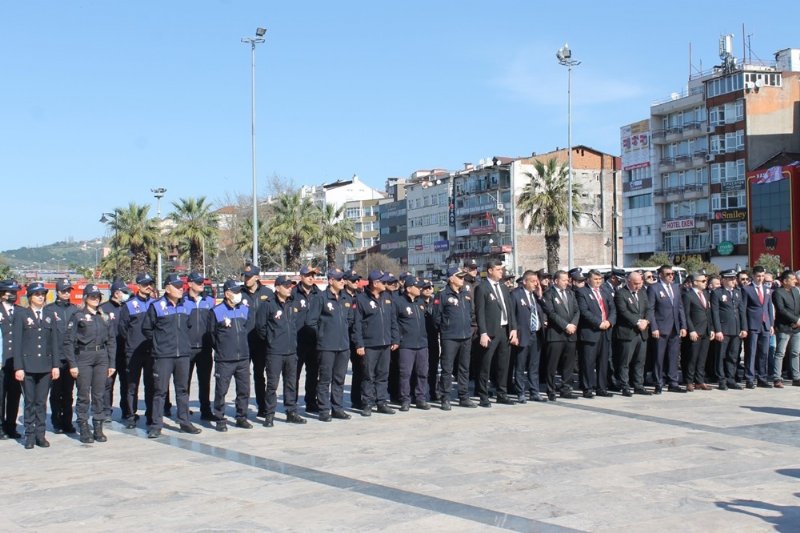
260, 295, 268, 301
344, 303, 351, 308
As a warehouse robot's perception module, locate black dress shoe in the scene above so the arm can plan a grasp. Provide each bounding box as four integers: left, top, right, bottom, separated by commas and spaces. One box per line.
458, 399, 477, 408
757, 380, 773, 388
718, 383, 728, 390
216, 421, 228, 432
745, 381, 756, 389
530, 394, 547, 402
547, 392, 557, 401
262, 416, 274, 428
478, 398, 492, 408
560, 391, 577, 399
361, 407, 373, 417
200, 412, 217, 422
582, 390, 594, 399
36, 437, 50, 448
318, 412, 332, 422
124, 418, 137, 429
236, 419, 253, 429
399, 403, 410, 412
496, 397, 516, 405
596, 390, 613, 397
24, 436, 35, 449
6, 429, 21, 439
53, 427, 64, 435
667, 385, 686, 393
376, 404, 395, 415
634, 388, 652, 396
256, 409, 267, 418
440, 400, 452, 411
416, 401, 431, 410
730, 382, 743, 390
332, 410, 351, 420
180, 424, 202, 434
654, 386, 663, 395
622, 388, 633, 397
147, 429, 162, 439
305, 405, 320, 414
63, 424, 77, 434
286, 412, 307, 424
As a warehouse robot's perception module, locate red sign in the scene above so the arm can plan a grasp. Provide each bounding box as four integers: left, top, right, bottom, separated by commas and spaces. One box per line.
470, 225, 496, 236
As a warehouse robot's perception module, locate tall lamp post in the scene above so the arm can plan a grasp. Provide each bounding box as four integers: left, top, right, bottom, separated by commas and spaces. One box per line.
557, 43, 580, 270
151, 187, 167, 291
99, 212, 118, 275
242, 27, 267, 268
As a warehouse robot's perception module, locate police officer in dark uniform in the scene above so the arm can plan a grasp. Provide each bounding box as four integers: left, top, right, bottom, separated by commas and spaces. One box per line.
183, 272, 216, 420
241, 265, 273, 418
394, 278, 431, 411
306, 268, 353, 422
293, 265, 321, 413
1, 279, 23, 439
259, 275, 307, 427
13, 282, 59, 448
420, 279, 439, 402
45, 278, 79, 434
343, 270, 364, 409
711, 269, 748, 390
64, 284, 116, 444
211, 280, 252, 432
353, 270, 397, 417
100, 279, 130, 423
142, 274, 201, 438
433, 267, 476, 409
118, 273, 155, 428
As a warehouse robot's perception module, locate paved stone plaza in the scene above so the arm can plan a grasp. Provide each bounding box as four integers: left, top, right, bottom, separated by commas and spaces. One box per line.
3, 378, 800, 532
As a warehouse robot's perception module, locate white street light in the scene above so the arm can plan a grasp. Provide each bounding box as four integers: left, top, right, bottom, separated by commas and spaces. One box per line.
557, 42, 580, 270
242, 27, 267, 268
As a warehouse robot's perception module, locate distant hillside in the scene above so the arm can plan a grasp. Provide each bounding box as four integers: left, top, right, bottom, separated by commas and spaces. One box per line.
1, 239, 105, 269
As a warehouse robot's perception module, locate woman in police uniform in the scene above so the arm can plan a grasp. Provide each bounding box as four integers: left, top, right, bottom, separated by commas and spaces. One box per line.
64, 284, 116, 444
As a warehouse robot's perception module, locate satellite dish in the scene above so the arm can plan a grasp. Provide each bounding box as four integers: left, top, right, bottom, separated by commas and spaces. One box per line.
755, 78, 764, 88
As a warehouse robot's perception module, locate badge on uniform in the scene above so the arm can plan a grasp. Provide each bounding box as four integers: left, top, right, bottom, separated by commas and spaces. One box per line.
300, 300, 306, 308
260, 295, 268, 301
84, 314, 93, 322
275, 310, 283, 320
224, 317, 232, 328
293, 308, 298, 312
45, 316, 51, 324
327, 302, 334, 311
160, 300, 167, 310
384, 299, 392, 305
369, 301, 377, 309
489, 293, 496, 301
132, 300, 140, 310
406, 306, 412, 315
344, 303, 351, 308
721, 295, 728, 302
433, 299, 440, 305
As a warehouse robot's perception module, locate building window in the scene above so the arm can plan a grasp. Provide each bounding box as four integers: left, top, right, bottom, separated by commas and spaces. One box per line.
750, 178, 791, 233
346, 207, 362, 219
712, 222, 747, 245
627, 194, 652, 209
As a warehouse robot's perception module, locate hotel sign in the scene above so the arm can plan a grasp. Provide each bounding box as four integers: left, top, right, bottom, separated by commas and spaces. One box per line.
662, 218, 695, 231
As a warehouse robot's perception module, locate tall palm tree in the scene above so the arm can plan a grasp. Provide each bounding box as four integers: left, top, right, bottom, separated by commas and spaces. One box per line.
265, 193, 319, 270
168, 197, 219, 273
315, 203, 355, 268
233, 216, 284, 270
516, 157, 582, 273
109, 203, 160, 278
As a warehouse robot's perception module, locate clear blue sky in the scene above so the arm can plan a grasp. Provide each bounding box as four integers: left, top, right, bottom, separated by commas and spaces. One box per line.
2, 0, 798, 250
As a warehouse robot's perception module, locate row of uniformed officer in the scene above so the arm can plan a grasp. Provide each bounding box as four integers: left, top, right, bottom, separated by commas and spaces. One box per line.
0, 279, 22, 439
46, 278, 79, 433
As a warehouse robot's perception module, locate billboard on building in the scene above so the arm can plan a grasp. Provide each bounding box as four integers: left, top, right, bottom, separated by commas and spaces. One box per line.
748, 163, 800, 269
620, 119, 650, 171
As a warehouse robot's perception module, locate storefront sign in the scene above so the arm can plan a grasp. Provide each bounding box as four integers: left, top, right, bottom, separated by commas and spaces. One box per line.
713, 209, 747, 222
662, 218, 695, 231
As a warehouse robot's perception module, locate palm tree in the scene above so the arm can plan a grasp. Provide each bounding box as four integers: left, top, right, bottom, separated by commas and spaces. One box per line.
168, 197, 219, 273
516, 157, 582, 273
108, 203, 160, 278
265, 193, 319, 270
315, 203, 355, 268
232, 216, 284, 270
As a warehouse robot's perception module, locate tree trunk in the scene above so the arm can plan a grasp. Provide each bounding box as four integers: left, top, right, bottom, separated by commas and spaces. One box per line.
326, 244, 336, 269
545, 233, 560, 274
190, 241, 202, 274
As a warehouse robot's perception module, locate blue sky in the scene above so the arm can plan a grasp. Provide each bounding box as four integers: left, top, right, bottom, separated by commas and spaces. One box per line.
2, 0, 798, 250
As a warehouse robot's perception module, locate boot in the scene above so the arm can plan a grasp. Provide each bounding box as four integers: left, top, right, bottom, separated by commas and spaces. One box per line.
93, 420, 107, 443
79, 422, 94, 444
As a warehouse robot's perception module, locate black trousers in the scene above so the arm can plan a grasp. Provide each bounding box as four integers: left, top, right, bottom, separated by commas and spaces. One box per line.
1, 359, 22, 434
104, 346, 127, 420
125, 348, 154, 424
49, 359, 75, 428
151, 357, 190, 430
75, 351, 108, 424
188, 347, 213, 415
23, 372, 51, 438
653, 331, 681, 387
477, 330, 510, 400
361, 346, 390, 407
717, 335, 741, 384
685, 335, 710, 384
214, 359, 250, 420
426, 335, 440, 401
250, 340, 267, 412
545, 339, 577, 394
316, 349, 349, 413
614, 336, 646, 390
398, 347, 429, 404
349, 345, 363, 409
513, 335, 542, 396
439, 338, 471, 401
579, 332, 611, 392
266, 353, 298, 416
296, 341, 318, 409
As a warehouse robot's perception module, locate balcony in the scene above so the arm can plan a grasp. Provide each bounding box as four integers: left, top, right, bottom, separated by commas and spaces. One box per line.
658, 157, 675, 170
692, 150, 708, 165
653, 189, 666, 204
674, 154, 692, 169
683, 184, 710, 200
651, 129, 666, 144
665, 126, 683, 142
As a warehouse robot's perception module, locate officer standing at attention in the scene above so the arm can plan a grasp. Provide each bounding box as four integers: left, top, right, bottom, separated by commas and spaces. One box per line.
510, 270, 546, 403
211, 280, 252, 432
352, 270, 397, 417
540, 270, 580, 401
576, 269, 616, 398
293, 265, 321, 413
433, 267, 476, 409
13, 282, 59, 449
64, 284, 116, 444
118, 273, 156, 428
343, 270, 364, 410
306, 268, 353, 422
259, 275, 307, 427
183, 272, 216, 421
394, 278, 431, 411
711, 269, 748, 390
142, 274, 201, 438
420, 280, 440, 402
1, 279, 23, 439
46, 278, 79, 434
100, 280, 130, 424
240, 265, 273, 418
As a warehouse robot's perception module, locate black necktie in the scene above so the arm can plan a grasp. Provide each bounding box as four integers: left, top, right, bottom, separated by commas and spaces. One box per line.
36, 310, 41, 321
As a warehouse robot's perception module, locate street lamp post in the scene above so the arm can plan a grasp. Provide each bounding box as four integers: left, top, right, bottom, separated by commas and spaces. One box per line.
99, 212, 118, 275
557, 43, 580, 270
242, 27, 267, 268
151, 187, 167, 291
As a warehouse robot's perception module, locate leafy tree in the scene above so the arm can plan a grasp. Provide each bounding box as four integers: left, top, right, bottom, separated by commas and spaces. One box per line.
315, 203, 355, 268
264, 193, 319, 270
755, 253, 784, 276
631, 252, 672, 268
168, 197, 219, 273
352, 253, 399, 278
107, 203, 160, 279
0, 257, 12, 279
516, 157, 582, 273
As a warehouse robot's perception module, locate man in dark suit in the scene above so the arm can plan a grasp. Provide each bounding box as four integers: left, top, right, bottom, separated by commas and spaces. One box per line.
474, 260, 518, 407
711, 269, 748, 390
741, 265, 774, 388
770, 270, 800, 386
576, 269, 616, 398
682, 272, 713, 391
540, 270, 580, 400
613, 271, 651, 396
510, 270, 545, 403
647, 264, 687, 393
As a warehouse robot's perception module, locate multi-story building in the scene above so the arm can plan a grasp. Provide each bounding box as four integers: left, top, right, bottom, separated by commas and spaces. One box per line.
406, 170, 451, 278
379, 199, 408, 265
620, 120, 656, 264
341, 197, 385, 268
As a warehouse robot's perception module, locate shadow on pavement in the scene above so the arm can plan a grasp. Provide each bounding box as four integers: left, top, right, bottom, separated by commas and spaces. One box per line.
716, 495, 800, 532
741, 405, 800, 417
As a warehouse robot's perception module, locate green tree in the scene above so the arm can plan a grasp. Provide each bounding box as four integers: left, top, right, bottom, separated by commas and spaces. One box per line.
265, 193, 319, 270
168, 197, 219, 273
755, 253, 784, 275
631, 252, 672, 268
315, 203, 355, 268
0, 257, 13, 279
516, 157, 582, 273
108, 203, 160, 279
352, 253, 399, 278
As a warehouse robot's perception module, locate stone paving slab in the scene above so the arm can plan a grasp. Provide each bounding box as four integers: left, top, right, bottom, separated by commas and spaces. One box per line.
3, 381, 800, 531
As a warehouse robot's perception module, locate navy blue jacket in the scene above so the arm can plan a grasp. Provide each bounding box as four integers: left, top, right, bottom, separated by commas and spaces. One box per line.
99, 300, 124, 336
1, 303, 22, 364
183, 293, 216, 350
259, 294, 298, 356
510, 286, 544, 347
647, 281, 687, 336
211, 301, 250, 362
142, 296, 192, 358
307, 287, 353, 352
242, 283, 273, 347
352, 290, 397, 349
292, 284, 320, 344
741, 284, 774, 332
576, 285, 617, 342
711, 286, 746, 336
12, 306, 59, 373
118, 295, 153, 355
433, 284, 473, 340
45, 299, 79, 363
394, 294, 428, 349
